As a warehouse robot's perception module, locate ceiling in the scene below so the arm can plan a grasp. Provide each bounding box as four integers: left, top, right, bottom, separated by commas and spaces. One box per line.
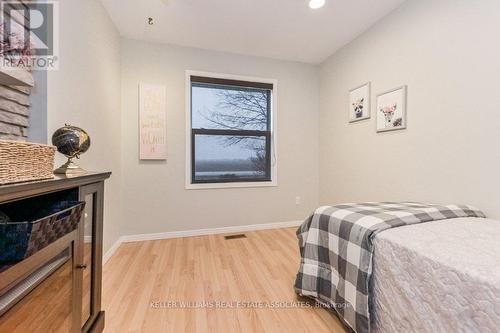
100, 0, 406, 64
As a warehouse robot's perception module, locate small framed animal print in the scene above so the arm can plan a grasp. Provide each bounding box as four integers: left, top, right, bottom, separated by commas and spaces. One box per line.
349, 82, 370, 123
376, 86, 407, 132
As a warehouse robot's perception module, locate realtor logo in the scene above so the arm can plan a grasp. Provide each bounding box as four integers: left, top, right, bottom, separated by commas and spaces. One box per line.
0, 0, 59, 70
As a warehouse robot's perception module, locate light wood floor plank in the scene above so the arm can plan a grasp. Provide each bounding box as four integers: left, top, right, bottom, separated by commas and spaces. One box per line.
102, 228, 348, 333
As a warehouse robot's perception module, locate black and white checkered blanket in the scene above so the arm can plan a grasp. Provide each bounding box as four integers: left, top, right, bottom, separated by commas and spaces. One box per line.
294, 202, 485, 333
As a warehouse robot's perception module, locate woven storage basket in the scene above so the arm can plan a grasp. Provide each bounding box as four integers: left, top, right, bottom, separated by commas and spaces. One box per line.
0, 140, 56, 185
0, 201, 85, 264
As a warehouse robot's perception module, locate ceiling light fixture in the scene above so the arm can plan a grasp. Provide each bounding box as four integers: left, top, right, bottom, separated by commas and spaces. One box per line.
309, 0, 325, 9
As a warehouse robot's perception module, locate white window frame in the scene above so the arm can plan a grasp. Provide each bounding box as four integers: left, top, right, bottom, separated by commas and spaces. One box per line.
185, 70, 278, 190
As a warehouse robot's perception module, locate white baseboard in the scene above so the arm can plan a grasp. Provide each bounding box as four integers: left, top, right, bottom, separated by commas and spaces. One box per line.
120, 220, 302, 243
103, 237, 123, 265
102, 220, 302, 264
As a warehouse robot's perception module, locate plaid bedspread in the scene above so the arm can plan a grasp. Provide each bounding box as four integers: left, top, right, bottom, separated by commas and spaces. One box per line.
294, 202, 485, 333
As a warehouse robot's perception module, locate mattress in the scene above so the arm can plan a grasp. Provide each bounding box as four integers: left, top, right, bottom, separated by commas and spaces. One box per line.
371, 217, 500, 333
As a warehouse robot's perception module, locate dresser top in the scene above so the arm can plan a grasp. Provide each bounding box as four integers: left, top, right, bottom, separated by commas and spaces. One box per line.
0, 172, 111, 203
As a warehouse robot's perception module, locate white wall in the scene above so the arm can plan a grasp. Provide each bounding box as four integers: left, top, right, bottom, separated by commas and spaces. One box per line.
47, 0, 122, 253
120, 39, 319, 235
46, 0, 500, 247
319, 0, 500, 217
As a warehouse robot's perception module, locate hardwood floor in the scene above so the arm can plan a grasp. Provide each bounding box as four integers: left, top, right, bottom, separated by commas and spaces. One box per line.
102, 227, 348, 333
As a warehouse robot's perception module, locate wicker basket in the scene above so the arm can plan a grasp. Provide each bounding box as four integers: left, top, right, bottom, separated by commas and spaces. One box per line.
0, 201, 85, 264
0, 140, 56, 185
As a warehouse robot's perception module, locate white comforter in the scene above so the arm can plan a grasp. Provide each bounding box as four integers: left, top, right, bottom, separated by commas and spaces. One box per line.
371, 217, 500, 333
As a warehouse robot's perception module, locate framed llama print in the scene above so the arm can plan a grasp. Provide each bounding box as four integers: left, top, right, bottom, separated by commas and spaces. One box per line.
349, 82, 370, 122
376, 86, 407, 132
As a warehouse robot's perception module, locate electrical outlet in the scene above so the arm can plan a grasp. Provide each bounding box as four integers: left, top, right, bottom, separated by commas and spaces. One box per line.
295, 196, 301, 205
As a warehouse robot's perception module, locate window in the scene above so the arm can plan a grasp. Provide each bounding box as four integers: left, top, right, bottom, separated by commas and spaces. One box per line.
188, 74, 275, 186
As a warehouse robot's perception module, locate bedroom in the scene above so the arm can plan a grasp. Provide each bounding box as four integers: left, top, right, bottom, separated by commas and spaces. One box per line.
0, 0, 498, 332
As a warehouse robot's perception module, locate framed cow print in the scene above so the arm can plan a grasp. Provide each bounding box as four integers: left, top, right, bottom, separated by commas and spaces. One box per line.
349, 82, 370, 123
376, 85, 407, 132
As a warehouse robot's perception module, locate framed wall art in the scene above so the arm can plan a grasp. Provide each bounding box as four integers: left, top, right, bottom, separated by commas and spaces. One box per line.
349, 82, 370, 122
139, 83, 167, 160
376, 85, 407, 132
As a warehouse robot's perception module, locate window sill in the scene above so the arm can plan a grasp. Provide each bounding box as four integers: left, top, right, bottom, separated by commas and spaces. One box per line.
185, 180, 277, 190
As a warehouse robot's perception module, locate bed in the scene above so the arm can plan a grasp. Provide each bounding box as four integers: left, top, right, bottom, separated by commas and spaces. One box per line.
294, 202, 493, 333
371, 217, 500, 333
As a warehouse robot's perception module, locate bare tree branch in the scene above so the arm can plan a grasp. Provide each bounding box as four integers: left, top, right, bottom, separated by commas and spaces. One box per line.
200, 88, 270, 172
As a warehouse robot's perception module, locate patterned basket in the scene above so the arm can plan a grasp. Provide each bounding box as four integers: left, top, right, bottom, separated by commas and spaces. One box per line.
0, 140, 56, 185
0, 201, 85, 264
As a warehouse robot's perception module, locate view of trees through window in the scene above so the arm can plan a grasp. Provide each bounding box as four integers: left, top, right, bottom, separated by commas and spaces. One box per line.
191, 77, 273, 183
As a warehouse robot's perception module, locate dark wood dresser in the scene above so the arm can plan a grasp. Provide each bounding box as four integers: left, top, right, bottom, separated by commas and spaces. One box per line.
0, 172, 111, 333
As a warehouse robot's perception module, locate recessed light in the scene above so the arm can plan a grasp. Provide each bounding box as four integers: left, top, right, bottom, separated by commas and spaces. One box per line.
309, 0, 325, 9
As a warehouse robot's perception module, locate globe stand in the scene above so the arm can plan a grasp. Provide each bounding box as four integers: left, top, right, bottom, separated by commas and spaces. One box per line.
54, 158, 87, 175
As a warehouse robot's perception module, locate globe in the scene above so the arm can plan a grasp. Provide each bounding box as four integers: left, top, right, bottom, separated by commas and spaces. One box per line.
52, 125, 91, 159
